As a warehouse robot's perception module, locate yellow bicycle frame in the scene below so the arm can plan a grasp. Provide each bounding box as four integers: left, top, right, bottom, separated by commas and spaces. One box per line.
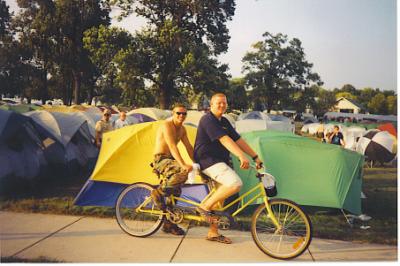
136, 181, 281, 229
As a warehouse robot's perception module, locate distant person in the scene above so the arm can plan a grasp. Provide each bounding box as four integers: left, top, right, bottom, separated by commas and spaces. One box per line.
95, 109, 114, 148
329, 125, 345, 147
316, 120, 325, 141
114, 111, 129, 129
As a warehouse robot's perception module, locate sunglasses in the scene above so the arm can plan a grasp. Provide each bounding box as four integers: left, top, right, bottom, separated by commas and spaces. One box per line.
175, 112, 187, 116
104, 113, 111, 116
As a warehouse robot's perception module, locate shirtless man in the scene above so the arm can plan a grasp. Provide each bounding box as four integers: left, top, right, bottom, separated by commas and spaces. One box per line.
151, 103, 194, 235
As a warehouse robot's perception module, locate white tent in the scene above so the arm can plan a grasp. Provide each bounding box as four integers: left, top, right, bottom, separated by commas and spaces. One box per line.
236, 111, 294, 134
301, 123, 321, 135
342, 126, 367, 151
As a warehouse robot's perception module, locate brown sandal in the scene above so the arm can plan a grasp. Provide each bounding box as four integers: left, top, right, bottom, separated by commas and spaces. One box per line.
206, 235, 232, 244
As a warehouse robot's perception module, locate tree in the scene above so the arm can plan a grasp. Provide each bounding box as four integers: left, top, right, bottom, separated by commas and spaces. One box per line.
357, 87, 378, 110
386, 95, 397, 115
313, 87, 337, 117
53, 0, 111, 104
12, 0, 58, 104
242, 32, 322, 113
113, 0, 235, 108
368, 93, 387, 114
83, 25, 134, 104
225, 78, 248, 111
339, 84, 358, 96
335, 91, 356, 100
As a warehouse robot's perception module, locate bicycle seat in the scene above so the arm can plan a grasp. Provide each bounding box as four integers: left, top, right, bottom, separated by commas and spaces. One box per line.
200, 173, 211, 183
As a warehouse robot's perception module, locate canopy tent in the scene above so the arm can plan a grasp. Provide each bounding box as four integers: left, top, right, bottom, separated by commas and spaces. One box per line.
74, 121, 203, 207
0, 110, 46, 181
324, 112, 397, 123
232, 130, 364, 214
24, 110, 98, 173
127, 107, 172, 120
236, 111, 294, 133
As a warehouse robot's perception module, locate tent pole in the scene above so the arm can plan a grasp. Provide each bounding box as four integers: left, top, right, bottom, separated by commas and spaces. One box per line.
341, 209, 353, 227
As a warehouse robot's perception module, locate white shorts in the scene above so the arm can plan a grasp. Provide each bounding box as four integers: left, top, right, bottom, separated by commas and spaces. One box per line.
202, 162, 243, 187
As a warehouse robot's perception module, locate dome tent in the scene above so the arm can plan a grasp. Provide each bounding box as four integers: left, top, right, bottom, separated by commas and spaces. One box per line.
24, 110, 98, 175
233, 130, 364, 214
236, 111, 294, 133
0, 110, 46, 182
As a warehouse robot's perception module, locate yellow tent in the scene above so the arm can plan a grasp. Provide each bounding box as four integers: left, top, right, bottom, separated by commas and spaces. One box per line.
91, 121, 202, 185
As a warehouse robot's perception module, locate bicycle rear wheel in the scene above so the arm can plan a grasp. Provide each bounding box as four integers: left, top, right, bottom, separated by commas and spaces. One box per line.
115, 182, 164, 237
251, 198, 312, 260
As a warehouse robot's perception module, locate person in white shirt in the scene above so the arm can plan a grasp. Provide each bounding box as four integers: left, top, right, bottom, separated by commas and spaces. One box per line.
114, 111, 129, 129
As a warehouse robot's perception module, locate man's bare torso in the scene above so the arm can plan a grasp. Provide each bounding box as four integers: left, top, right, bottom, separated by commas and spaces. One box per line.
153, 120, 185, 156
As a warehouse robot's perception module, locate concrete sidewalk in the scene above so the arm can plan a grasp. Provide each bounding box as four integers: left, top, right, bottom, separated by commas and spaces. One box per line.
0, 211, 397, 262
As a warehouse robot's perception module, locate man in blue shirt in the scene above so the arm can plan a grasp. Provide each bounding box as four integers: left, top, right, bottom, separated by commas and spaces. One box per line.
194, 93, 263, 244
329, 125, 345, 147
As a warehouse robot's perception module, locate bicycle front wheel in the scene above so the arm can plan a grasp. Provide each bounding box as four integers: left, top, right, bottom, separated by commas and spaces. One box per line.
251, 198, 312, 260
115, 182, 164, 237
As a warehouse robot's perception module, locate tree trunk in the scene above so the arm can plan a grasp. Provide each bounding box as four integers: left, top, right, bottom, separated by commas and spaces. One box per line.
159, 79, 173, 109
41, 69, 48, 105
72, 70, 81, 105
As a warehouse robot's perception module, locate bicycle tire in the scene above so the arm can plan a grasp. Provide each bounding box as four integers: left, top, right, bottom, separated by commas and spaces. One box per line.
115, 182, 164, 237
251, 198, 312, 260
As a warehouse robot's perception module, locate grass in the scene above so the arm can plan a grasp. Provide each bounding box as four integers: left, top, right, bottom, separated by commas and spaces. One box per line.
0, 165, 397, 246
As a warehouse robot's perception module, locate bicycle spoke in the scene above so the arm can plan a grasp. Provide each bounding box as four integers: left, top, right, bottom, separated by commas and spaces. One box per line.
251, 200, 312, 260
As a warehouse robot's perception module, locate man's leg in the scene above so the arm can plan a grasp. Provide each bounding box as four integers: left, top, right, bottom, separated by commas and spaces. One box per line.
199, 184, 240, 211
161, 167, 188, 236
198, 163, 243, 240
198, 185, 240, 238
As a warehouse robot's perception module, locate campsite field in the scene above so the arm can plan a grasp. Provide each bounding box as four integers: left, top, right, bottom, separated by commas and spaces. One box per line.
0, 166, 397, 245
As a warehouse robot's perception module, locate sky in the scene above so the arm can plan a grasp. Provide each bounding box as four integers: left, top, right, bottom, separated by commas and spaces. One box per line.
6, 0, 397, 91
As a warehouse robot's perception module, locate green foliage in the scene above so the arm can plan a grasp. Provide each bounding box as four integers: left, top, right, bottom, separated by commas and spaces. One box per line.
313, 87, 337, 117
112, 0, 235, 108
386, 95, 397, 115
225, 78, 248, 111
242, 32, 322, 112
336, 91, 356, 100
368, 93, 387, 114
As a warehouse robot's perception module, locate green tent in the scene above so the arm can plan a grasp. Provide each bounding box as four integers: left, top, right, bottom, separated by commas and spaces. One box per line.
0, 104, 42, 113
232, 130, 364, 214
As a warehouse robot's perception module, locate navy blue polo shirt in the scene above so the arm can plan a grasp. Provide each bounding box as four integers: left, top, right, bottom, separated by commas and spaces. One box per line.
194, 112, 241, 170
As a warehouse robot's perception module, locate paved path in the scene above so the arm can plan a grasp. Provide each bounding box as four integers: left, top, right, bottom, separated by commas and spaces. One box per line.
0, 211, 397, 262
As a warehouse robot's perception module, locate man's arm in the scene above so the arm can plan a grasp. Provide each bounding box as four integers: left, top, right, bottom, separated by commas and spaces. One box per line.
340, 134, 346, 147
163, 122, 192, 172
236, 138, 263, 168
181, 128, 194, 162
219, 135, 250, 169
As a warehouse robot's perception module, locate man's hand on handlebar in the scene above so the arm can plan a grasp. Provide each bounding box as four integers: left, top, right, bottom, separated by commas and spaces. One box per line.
254, 157, 264, 170
239, 155, 250, 169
